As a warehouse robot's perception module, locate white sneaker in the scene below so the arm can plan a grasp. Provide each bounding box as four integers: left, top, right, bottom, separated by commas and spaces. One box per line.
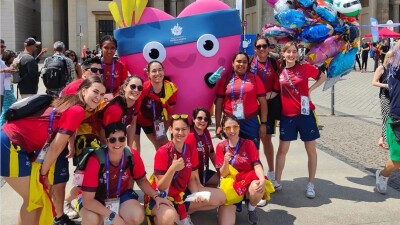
256, 199, 267, 207
305, 182, 316, 199
375, 169, 389, 194
63, 201, 79, 219
266, 171, 275, 181
176, 216, 194, 225
273, 181, 282, 191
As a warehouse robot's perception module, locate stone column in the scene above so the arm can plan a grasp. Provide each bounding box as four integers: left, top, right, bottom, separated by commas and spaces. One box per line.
184, 0, 195, 7
41, 0, 54, 55
170, 0, 177, 17
377, 0, 390, 23
394, 4, 400, 32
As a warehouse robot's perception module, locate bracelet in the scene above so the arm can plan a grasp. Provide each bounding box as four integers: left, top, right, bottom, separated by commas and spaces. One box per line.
153, 195, 159, 200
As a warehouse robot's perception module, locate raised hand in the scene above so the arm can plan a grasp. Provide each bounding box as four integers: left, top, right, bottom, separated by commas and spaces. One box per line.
208, 66, 225, 84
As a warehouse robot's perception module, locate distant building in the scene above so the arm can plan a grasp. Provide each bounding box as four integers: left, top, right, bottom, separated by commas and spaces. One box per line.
0, 0, 398, 57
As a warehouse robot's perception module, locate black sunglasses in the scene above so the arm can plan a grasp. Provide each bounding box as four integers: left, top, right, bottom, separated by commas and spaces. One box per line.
255, 44, 268, 50
107, 136, 126, 144
129, 84, 143, 91
196, 116, 209, 122
87, 67, 104, 74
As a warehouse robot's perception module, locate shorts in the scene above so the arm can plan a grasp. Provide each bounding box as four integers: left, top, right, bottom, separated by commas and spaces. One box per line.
51, 147, 70, 185
135, 124, 154, 135
76, 189, 139, 211
265, 118, 278, 135
0, 130, 32, 177
386, 117, 400, 162
279, 111, 320, 142
147, 189, 191, 212
199, 169, 217, 186
239, 116, 260, 149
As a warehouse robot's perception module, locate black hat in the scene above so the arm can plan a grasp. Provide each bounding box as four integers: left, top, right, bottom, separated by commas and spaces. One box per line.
24, 37, 41, 47
104, 122, 127, 138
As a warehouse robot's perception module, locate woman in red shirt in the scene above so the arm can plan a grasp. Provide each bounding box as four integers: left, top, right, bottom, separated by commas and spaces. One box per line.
1, 76, 106, 225
152, 114, 225, 225
101, 75, 143, 150
275, 42, 326, 199
99, 35, 128, 97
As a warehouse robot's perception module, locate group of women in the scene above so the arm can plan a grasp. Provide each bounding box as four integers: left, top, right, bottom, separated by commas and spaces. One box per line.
1, 34, 328, 225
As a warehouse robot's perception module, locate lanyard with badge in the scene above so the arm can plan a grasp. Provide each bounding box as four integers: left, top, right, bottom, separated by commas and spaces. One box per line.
193, 130, 210, 185
251, 57, 269, 81
36, 108, 57, 164
103, 150, 125, 222
226, 139, 240, 166
101, 58, 115, 93
151, 87, 166, 140
231, 72, 248, 119
121, 106, 135, 126
283, 68, 309, 115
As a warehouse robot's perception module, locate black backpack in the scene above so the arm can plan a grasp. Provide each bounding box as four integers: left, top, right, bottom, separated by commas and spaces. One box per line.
76, 146, 135, 177
41, 56, 68, 89
5, 94, 54, 121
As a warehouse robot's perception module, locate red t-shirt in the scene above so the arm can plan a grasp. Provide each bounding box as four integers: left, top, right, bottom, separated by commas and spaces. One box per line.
279, 63, 321, 117
216, 72, 266, 119
186, 129, 214, 184
102, 102, 139, 127
154, 141, 198, 196
81, 148, 146, 202
137, 81, 177, 126
3, 105, 85, 152
102, 60, 128, 95
60, 79, 83, 96
250, 57, 280, 93
215, 138, 261, 173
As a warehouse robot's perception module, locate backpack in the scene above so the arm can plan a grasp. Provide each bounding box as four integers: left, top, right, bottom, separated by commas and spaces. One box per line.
41, 56, 68, 89
369, 47, 375, 58
75, 146, 134, 177
4, 94, 54, 121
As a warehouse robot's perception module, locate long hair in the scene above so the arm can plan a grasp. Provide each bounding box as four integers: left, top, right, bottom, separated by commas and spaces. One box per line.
280, 42, 299, 69
389, 40, 400, 68
106, 75, 143, 114
2, 50, 16, 66
51, 76, 104, 113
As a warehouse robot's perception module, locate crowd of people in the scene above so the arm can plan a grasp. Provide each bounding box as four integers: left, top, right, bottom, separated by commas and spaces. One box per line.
6, 33, 400, 225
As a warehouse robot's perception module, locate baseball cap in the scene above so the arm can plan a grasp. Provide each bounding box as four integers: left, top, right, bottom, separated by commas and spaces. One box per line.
24, 37, 41, 47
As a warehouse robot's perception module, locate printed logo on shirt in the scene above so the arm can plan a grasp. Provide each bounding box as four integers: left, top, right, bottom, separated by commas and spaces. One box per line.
146, 99, 153, 109
185, 157, 192, 168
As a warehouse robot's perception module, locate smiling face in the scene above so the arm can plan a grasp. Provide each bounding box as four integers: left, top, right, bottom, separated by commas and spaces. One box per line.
223, 118, 240, 140
147, 62, 165, 84
232, 53, 249, 76
124, 77, 143, 103
81, 82, 106, 110
107, 130, 127, 153
193, 110, 209, 131
254, 38, 270, 60
101, 40, 116, 60
170, 119, 189, 144
282, 44, 299, 67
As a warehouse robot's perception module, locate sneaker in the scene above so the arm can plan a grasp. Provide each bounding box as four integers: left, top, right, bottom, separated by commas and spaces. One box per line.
375, 169, 389, 194
54, 214, 77, 225
176, 216, 194, 225
273, 181, 282, 191
266, 171, 275, 181
0, 176, 6, 188
64, 201, 79, 219
247, 210, 259, 225
305, 182, 316, 199
256, 199, 267, 207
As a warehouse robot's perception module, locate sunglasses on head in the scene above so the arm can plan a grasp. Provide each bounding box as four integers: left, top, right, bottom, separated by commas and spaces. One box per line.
129, 84, 143, 91
171, 114, 188, 120
87, 67, 104, 74
196, 116, 209, 122
107, 136, 126, 144
223, 125, 240, 132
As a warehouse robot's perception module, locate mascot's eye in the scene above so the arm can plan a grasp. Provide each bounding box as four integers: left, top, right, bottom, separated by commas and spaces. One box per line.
143, 42, 166, 63
197, 34, 219, 57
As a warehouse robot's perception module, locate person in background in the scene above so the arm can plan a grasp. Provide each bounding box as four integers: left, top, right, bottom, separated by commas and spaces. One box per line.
274, 42, 326, 199
17, 37, 41, 99
380, 39, 390, 64
372, 42, 381, 72
65, 50, 83, 79
361, 38, 370, 73
79, 122, 174, 225
372, 51, 392, 149
0, 50, 17, 125
99, 35, 128, 96
375, 41, 400, 195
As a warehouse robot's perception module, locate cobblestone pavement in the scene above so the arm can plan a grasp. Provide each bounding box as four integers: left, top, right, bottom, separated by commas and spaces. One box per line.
311, 64, 400, 191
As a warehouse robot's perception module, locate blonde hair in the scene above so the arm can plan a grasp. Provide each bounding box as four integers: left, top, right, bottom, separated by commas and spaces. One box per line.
389, 40, 400, 67
383, 51, 392, 67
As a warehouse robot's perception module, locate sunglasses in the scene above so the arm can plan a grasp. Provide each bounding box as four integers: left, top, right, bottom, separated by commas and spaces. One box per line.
171, 114, 188, 120
0, 45, 6, 49
196, 116, 209, 122
107, 136, 126, 144
87, 67, 104, 74
223, 125, 240, 132
129, 84, 143, 91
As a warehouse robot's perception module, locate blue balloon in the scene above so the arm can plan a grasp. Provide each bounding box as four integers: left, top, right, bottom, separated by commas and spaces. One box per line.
275, 9, 307, 29
327, 47, 358, 78
295, 0, 314, 8
313, 1, 340, 27
300, 24, 334, 43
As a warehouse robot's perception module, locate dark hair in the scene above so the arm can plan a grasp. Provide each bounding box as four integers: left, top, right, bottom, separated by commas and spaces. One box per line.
81, 56, 101, 70
51, 75, 104, 113
254, 35, 270, 48
105, 122, 127, 138
221, 114, 239, 128
65, 50, 78, 63
146, 60, 164, 72
192, 107, 211, 128
100, 35, 118, 49
1, 39, 4, 44
2, 50, 16, 66
231, 52, 250, 68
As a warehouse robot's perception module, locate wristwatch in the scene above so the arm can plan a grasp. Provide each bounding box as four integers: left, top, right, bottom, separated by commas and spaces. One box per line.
260, 121, 268, 125
107, 211, 116, 222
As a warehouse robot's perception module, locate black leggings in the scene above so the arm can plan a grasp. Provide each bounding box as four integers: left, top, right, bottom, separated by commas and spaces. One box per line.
361, 55, 368, 71
354, 54, 361, 70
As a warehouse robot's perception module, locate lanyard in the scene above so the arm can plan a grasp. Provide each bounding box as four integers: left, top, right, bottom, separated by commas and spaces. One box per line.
283, 69, 300, 95
101, 58, 115, 93
122, 106, 135, 125
255, 57, 269, 81
226, 139, 240, 165
151, 87, 159, 120
48, 108, 56, 135
172, 144, 186, 179
230, 72, 248, 100
193, 130, 210, 184
105, 150, 125, 198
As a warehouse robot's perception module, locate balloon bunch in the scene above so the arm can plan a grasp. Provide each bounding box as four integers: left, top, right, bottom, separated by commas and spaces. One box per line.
262, 0, 362, 90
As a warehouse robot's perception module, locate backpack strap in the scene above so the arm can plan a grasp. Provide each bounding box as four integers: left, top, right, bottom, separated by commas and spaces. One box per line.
123, 147, 134, 177
96, 146, 134, 177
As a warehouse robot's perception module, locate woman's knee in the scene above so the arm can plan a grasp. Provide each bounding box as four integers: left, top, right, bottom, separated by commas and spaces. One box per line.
120, 200, 145, 225
218, 205, 236, 225
80, 208, 102, 225
153, 205, 178, 225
